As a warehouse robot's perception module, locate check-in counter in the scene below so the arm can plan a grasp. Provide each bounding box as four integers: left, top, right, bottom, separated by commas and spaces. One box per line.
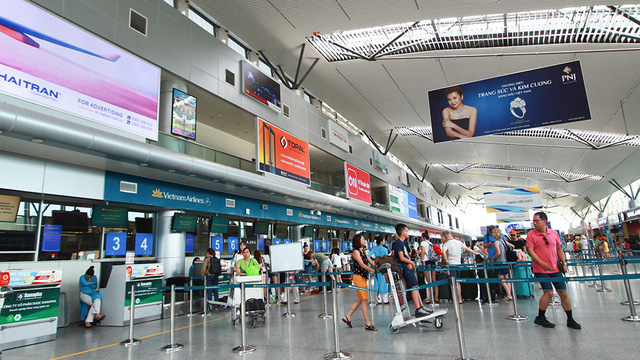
0, 269, 62, 351
100, 263, 163, 327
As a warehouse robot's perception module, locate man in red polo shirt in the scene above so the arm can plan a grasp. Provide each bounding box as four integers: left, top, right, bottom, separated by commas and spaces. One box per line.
527, 211, 581, 329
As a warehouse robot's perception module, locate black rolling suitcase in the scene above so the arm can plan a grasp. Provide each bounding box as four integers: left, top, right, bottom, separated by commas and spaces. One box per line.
436, 271, 452, 302
459, 270, 478, 301
478, 268, 497, 303
417, 269, 428, 300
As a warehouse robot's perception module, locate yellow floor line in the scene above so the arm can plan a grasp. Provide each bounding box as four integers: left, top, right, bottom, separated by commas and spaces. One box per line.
49, 315, 230, 360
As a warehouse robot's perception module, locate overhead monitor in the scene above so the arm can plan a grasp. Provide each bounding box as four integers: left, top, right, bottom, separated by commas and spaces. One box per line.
317, 227, 328, 239
171, 88, 197, 140
91, 205, 128, 228
303, 226, 315, 238
135, 217, 153, 233
274, 223, 288, 237
254, 220, 270, 235
172, 213, 197, 232
210, 216, 229, 233
52, 210, 88, 232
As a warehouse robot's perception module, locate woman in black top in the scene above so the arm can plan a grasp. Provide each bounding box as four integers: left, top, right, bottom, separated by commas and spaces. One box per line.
342, 234, 377, 331
441, 86, 478, 139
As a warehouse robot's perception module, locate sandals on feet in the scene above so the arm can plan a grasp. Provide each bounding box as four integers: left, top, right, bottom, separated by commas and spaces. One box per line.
365, 324, 378, 331
341, 316, 353, 328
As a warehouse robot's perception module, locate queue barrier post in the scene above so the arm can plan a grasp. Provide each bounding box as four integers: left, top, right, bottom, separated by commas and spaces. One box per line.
324, 280, 351, 360
482, 262, 497, 307
187, 277, 194, 317
618, 255, 640, 322
232, 282, 256, 354
506, 265, 528, 322
162, 285, 184, 352
120, 284, 141, 346
596, 263, 612, 292
202, 280, 209, 317
319, 273, 332, 319
282, 273, 296, 318
450, 276, 474, 360
588, 251, 598, 288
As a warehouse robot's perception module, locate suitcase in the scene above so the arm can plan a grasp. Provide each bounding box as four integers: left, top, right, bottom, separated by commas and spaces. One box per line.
478, 268, 497, 302
246, 298, 266, 312
459, 270, 478, 301
513, 265, 534, 298
436, 271, 452, 302
417, 270, 428, 300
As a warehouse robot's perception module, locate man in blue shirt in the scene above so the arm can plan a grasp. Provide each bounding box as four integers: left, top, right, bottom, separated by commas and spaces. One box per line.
392, 223, 430, 317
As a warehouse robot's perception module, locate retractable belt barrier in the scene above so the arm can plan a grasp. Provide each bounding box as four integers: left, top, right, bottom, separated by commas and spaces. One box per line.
336, 278, 448, 293
454, 273, 640, 284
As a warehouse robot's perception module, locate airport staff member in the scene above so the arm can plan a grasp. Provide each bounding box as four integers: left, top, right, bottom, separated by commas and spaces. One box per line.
527, 211, 581, 330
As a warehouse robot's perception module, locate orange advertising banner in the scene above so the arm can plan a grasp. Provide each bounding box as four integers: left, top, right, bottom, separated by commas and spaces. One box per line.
257, 118, 310, 185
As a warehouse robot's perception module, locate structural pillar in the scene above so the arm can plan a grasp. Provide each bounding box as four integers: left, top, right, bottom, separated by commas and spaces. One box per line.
156, 210, 186, 278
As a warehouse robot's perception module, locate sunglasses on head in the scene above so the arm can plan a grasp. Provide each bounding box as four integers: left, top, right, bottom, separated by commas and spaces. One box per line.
543, 236, 549, 246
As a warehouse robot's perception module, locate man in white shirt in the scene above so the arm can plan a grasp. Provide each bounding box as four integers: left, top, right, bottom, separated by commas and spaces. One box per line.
441, 230, 478, 304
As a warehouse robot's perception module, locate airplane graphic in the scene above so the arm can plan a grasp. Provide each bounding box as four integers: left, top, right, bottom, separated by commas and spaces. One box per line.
0, 15, 120, 62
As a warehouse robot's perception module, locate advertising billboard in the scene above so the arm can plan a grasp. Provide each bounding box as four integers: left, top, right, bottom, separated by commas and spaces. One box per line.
171, 88, 196, 140
388, 184, 418, 220
242, 60, 281, 112
428, 61, 590, 143
257, 118, 310, 185
328, 120, 349, 152
484, 187, 542, 223
0, 0, 161, 140
345, 162, 371, 204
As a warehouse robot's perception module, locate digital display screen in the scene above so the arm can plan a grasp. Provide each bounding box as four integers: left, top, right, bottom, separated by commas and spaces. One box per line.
274, 223, 288, 237
210, 216, 229, 233
254, 221, 270, 235
242, 60, 281, 112
171, 213, 197, 232
303, 226, 315, 238
171, 88, 196, 140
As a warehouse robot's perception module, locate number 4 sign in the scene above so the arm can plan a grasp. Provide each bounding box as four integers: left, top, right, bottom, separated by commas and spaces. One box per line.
106, 232, 127, 256
135, 233, 153, 256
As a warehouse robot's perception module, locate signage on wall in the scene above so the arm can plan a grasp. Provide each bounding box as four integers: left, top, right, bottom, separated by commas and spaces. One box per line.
185, 233, 194, 253
428, 61, 590, 143
0, 0, 160, 140
0, 194, 20, 222
211, 236, 223, 254
256, 118, 310, 185
105, 232, 127, 256
228, 237, 239, 254
134, 233, 153, 256
344, 162, 371, 204
41, 224, 62, 252
372, 150, 388, 174
388, 184, 418, 220
328, 120, 349, 152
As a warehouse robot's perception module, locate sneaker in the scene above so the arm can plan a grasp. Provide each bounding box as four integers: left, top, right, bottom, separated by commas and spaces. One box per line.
415, 308, 430, 317
419, 305, 433, 314
534, 316, 556, 328
567, 319, 582, 330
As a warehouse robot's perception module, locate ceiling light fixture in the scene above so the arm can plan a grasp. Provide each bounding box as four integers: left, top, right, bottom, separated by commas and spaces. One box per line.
30, 138, 44, 143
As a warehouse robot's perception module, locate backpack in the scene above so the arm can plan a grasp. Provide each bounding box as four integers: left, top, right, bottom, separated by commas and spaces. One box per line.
210, 257, 222, 275
501, 239, 518, 262
425, 243, 440, 262
375, 255, 399, 273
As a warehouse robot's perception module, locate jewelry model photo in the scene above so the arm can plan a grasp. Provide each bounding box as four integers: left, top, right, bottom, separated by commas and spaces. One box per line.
509, 97, 527, 118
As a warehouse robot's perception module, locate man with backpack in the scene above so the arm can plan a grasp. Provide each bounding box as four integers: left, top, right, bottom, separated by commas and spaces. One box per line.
201, 248, 222, 311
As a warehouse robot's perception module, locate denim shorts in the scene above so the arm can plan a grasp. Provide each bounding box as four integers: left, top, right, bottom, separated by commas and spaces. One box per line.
534, 271, 567, 292
400, 263, 418, 288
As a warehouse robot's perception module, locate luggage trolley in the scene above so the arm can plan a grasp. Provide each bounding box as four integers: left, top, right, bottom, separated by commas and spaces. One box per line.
231, 274, 266, 328
380, 263, 447, 333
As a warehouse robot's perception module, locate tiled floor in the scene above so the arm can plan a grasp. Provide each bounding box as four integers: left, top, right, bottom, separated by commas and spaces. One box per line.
3, 267, 640, 360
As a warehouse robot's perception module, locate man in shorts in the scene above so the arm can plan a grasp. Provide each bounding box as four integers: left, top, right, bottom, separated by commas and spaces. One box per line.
392, 223, 429, 317
527, 211, 581, 329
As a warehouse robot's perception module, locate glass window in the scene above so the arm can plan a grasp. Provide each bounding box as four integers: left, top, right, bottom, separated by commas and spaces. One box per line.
163, 0, 174, 7
304, 92, 313, 104
258, 59, 273, 77
228, 36, 248, 58
188, 7, 217, 36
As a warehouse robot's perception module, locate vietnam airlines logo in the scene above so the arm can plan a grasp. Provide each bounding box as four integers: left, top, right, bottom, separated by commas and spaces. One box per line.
151, 189, 163, 198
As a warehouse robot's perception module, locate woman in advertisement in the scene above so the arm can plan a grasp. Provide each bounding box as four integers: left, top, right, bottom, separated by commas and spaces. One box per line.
441, 86, 478, 139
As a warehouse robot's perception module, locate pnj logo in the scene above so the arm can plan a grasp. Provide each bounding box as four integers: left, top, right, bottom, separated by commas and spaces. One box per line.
347, 168, 358, 195
280, 136, 288, 149
561, 66, 576, 83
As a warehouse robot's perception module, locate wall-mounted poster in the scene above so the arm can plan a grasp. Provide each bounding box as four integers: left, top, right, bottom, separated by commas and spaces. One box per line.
257, 118, 310, 185
428, 61, 590, 143
0, 0, 161, 140
171, 89, 196, 140
345, 162, 371, 204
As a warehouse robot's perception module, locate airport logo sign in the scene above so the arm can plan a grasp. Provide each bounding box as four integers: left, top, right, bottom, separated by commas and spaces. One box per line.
345, 162, 371, 204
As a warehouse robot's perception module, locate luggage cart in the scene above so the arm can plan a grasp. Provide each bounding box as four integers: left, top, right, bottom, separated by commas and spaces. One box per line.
231, 274, 266, 328
380, 263, 447, 333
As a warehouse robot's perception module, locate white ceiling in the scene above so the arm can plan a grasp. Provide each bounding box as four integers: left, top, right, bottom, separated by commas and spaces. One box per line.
190, 0, 640, 217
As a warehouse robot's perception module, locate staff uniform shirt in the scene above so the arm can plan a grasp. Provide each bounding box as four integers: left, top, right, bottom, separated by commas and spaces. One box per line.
441, 239, 464, 265
526, 228, 561, 274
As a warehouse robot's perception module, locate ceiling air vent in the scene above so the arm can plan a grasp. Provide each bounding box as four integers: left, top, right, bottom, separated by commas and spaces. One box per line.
225, 198, 236, 208
120, 181, 138, 194
283, 104, 290, 118
225, 69, 235, 86
321, 127, 327, 139
129, 9, 148, 36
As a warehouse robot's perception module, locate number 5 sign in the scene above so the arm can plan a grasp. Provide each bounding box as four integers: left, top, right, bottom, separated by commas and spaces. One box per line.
135, 233, 153, 256
106, 232, 127, 256
211, 236, 223, 254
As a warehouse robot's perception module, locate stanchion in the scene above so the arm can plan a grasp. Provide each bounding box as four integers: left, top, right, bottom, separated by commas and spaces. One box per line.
596, 263, 612, 292
202, 279, 209, 317
282, 273, 296, 317
121, 284, 141, 346
368, 275, 376, 307
506, 265, 528, 322
187, 277, 194, 317
324, 280, 350, 360
548, 293, 561, 306
450, 276, 474, 360
319, 273, 332, 319
588, 252, 598, 288
482, 264, 497, 307
618, 255, 640, 322
232, 282, 256, 354
162, 285, 183, 352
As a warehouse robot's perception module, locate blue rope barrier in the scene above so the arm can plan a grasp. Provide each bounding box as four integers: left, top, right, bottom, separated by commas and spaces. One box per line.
454, 273, 640, 284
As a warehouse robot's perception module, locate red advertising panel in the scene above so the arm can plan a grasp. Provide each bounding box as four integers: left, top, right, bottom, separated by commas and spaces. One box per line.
345, 163, 371, 204
257, 118, 310, 185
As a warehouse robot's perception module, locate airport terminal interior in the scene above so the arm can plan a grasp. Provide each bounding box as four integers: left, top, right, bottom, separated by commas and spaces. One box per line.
2, 0, 640, 359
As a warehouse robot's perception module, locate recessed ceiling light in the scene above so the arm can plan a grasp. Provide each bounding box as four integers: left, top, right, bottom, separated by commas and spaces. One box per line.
212, 179, 219, 182
189, 174, 197, 177
30, 138, 44, 143
139, 163, 148, 167
241, 186, 248, 189
168, 169, 176, 173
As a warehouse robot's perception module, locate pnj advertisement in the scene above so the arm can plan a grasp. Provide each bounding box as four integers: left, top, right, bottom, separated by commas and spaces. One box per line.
257, 118, 310, 185
388, 184, 418, 220
345, 162, 371, 204
428, 61, 590, 143
0, 0, 160, 140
